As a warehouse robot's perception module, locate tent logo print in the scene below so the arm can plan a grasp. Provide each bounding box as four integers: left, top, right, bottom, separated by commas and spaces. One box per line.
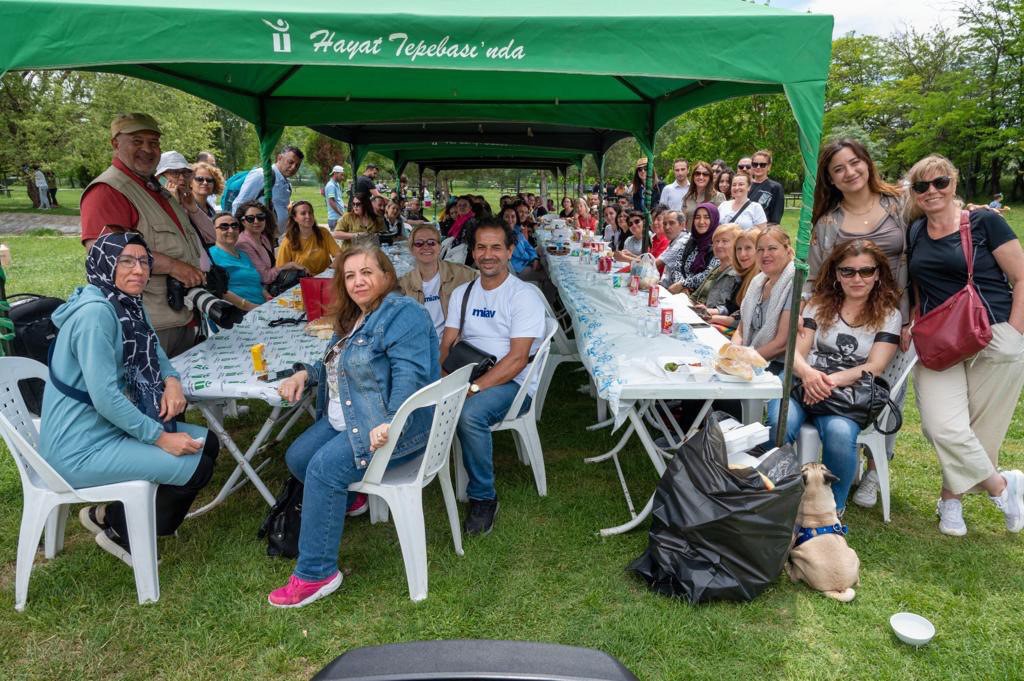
262, 19, 292, 53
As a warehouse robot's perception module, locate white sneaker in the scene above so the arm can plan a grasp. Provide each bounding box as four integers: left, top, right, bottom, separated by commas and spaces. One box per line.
853, 470, 879, 508
936, 498, 967, 536
991, 469, 1024, 533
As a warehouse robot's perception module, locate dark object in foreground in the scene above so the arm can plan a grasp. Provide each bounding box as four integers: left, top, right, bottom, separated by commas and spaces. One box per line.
629, 411, 803, 603
312, 640, 639, 681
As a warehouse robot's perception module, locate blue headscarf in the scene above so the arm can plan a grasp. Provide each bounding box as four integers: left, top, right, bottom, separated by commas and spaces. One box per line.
85, 232, 166, 423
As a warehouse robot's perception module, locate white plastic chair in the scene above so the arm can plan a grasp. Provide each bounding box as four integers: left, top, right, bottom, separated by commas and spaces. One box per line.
796, 346, 917, 523
348, 364, 474, 602
0, 357, 161, 610
455, 318, 559, 501
530, 285, 580, 421
438, 236, 454, 259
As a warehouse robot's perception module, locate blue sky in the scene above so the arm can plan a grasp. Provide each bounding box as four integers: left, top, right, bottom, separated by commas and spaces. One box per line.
773, 0, 960, 37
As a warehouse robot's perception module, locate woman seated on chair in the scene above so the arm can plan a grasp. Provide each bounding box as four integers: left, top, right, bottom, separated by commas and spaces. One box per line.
398, 224, 477, 339
209, 212, 270, 312
269, 246, 440, 608
333, 192, 384, 245
691, 223, 741, 317
733, 226, 795, 375
276, 201, 341, 276
768, 239, 900, 513
39, 231, 219, 565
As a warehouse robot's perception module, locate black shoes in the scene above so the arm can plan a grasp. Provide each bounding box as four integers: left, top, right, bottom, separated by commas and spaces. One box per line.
464, 499, 499, 536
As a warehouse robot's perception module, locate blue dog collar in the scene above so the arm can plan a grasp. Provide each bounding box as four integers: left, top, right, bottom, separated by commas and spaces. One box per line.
793, 523, 849, 548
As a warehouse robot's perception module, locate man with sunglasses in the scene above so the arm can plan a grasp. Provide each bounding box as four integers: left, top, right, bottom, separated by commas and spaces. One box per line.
231, 144, 304, 233
398, 224, 477, 339
80, 113, 205, 357
748, 149, 785, 224
659, 158, 690, 212
736, 157, 752, 174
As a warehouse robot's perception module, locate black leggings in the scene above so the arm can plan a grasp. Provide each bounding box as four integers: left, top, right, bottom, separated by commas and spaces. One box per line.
106, 436, 220, 540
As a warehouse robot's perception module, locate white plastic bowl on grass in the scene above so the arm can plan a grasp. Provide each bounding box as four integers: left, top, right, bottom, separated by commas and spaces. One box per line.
890, 612, 935, 647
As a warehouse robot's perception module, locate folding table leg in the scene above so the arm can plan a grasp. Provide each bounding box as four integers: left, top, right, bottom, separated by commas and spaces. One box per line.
187, 404, 281, 518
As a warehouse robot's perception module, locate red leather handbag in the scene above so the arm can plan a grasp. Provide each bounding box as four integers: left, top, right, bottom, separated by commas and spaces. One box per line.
912, 210, 992, 371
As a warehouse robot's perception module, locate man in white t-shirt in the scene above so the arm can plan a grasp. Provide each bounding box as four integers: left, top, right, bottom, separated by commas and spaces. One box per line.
33, 165, 51, 210
658, 158, 689, 212
441, 218, 547, 535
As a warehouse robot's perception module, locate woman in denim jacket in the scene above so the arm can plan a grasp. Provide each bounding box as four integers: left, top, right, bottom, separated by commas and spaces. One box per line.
268, 247, 440, 608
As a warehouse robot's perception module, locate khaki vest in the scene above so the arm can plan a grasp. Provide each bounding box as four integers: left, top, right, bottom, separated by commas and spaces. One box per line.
86, 166, 202, 330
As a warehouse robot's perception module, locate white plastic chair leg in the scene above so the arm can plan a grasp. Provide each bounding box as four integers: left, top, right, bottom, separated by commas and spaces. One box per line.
15, 494, 52, 612
512, 429, 530, 466
368, 495, 390, 524
386, 490, 429, 602
43, 504, 69, 559
522, 422, 548, 497
123, 488, 160, 605
863, 432, 891, 523
438, 461, 464, 557
453, 439, 469, 503
797, 424, 821, 465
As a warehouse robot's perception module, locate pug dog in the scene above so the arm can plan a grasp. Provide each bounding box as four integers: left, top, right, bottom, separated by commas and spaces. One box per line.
786, 463, 860, 602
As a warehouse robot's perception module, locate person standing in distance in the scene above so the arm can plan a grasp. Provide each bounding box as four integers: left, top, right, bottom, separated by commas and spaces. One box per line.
324, 165, 346, 230
441, 219, 547, 536
748, 149, 785, 224
231, 145, 304, 234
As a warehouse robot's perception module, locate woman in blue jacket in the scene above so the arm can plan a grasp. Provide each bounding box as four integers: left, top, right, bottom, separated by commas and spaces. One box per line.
40, 231, 218, 565
269, 246, 440, 608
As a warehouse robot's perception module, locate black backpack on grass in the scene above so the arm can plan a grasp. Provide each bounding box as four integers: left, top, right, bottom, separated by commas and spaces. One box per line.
257, 476, 303, 558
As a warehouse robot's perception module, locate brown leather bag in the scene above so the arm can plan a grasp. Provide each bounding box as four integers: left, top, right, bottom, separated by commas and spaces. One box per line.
911, 210, 992, 371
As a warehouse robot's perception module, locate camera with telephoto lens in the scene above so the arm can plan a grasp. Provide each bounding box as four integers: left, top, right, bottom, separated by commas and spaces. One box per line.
166, 275, 245, 330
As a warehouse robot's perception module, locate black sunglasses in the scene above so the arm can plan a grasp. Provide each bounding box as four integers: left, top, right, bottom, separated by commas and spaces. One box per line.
751, 162, 769, 168
738, 164, 751, 170
692, 171, 711, 177
837, 266, 878, 279
241, 213, 267, 223
216, 222, 242, 231
629, 218, 644, 225
910, 176, 952, 194
193, 176, 216, 184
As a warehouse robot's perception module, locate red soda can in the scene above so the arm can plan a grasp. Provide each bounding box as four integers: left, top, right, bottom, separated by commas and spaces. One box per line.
661, 308, 674, 334
647, 285, 659, 307
629, 275, 640, 295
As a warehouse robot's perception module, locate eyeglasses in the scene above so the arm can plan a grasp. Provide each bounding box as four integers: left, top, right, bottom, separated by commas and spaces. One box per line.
837, 266, 878, 279
193, 176, 215, 185
751, 162, 769, 168
629, 219, 644, 225
910, 176, 952, 193
241, 213, 266, 223
216, 222, 242, 231
413, 239, 438, 248
352, 202, 363, 207
115, 255, 150, 270
738, 164, 751, 170
692, 171, 711, 177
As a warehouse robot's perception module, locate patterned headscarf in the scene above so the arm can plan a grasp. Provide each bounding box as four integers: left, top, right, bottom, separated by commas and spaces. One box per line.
85, 232, 165, 421
689, 202, 721, 272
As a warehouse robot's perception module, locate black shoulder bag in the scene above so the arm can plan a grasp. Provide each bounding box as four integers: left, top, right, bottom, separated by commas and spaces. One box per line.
441, 279, 497, 382
791, 371, 901, 435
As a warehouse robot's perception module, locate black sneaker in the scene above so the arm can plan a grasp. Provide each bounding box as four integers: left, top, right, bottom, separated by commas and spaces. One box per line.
78, 505, 109, 536
95, 528, 133, 567
464, 499, 499, 536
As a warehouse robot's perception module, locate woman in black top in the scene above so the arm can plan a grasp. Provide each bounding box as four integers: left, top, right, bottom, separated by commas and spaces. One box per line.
906, 154, 1024, 537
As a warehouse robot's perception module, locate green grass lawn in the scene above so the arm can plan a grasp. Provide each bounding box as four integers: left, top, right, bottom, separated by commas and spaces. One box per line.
1, 219, 1024, 680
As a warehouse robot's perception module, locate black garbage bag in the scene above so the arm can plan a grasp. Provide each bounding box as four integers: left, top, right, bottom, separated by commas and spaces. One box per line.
629, 411, 803, 603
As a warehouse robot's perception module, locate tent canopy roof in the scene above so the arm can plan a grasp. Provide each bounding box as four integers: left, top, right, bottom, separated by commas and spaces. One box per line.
1, 0, 832, 142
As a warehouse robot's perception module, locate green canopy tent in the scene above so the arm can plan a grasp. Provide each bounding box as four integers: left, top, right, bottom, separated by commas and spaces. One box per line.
0, 0, 833, 440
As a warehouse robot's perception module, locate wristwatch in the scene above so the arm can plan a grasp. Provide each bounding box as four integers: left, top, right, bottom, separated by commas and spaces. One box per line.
469, 383, 481, 394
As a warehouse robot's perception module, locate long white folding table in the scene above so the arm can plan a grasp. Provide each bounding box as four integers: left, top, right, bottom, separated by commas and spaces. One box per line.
537, 231, 781, 535
172, 244, 414, 517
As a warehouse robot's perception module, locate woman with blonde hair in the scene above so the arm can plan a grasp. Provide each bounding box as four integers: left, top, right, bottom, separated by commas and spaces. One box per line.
733, 226, 794, 374
905, 154, 1024, 536
691, 223, 741, 314
270, 247, 439, 607
704, 228, 761, 332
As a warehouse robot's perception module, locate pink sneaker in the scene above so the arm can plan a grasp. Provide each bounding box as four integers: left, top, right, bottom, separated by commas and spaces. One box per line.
346, 493, 369, 517
268, 572, 342, 608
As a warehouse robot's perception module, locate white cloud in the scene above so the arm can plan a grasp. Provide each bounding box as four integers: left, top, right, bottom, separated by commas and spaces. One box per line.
773, 0, 961, 37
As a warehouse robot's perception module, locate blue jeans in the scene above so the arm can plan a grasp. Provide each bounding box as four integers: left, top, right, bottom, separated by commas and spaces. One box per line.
769, 398, 860, 511
457, 381, 531, 501
286, 417, 414, 581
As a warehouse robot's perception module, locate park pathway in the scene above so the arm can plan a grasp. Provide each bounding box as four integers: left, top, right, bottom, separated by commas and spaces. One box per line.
0, 212, 80, 235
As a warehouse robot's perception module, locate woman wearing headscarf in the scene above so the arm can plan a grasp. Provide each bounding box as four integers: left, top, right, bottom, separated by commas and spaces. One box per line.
662, 202, 721, 294
40, 231, 219, 566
